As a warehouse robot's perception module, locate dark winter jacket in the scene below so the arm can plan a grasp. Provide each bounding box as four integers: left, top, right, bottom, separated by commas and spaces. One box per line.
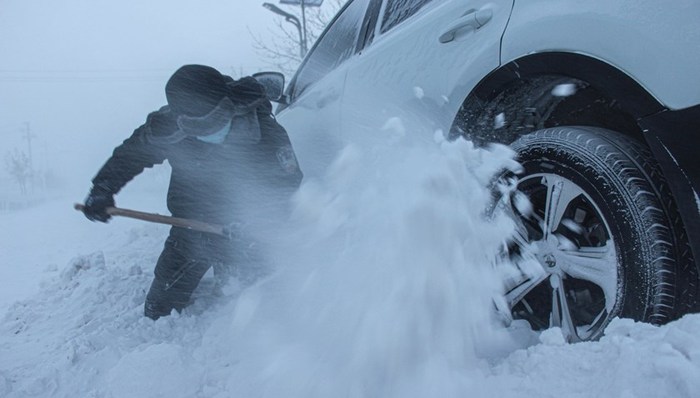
92, 77, 303, 224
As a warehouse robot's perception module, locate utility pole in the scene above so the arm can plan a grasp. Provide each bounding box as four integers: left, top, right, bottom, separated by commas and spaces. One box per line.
300, 0, 308, 56
22, 122, 35, 171
263, 3, 305, 59
21, 122, 36, 192
277, 0, 324, 57
40, 138, 50, 190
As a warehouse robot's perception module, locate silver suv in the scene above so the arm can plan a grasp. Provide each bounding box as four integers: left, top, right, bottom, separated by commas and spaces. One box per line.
261, 0, 700, 342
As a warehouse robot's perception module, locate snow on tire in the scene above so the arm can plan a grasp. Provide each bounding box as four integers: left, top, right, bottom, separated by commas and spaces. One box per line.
505, 126, 690, 342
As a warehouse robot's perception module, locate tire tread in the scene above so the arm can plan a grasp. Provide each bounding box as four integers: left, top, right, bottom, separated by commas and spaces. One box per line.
512, 126, 697, 323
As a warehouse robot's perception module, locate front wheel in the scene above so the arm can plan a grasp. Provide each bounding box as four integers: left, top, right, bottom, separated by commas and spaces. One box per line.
505, 126, 690, 342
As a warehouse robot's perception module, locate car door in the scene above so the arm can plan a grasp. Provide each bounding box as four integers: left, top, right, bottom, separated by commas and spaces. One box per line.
340, 0, 514, 144
277, 0, 373, 179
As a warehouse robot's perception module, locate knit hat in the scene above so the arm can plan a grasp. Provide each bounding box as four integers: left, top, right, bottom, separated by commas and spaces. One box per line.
165, 65, 229, 117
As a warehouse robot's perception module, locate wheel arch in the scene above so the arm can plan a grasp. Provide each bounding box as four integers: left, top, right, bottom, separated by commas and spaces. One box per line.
450, 52, 665, 146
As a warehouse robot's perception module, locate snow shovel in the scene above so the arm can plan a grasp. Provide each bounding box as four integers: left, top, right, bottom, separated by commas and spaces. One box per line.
74, 203, 233, 238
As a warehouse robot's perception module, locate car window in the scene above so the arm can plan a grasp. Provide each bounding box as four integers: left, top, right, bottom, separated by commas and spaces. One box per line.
291, 0, 371, 99
380, 0, 433, 33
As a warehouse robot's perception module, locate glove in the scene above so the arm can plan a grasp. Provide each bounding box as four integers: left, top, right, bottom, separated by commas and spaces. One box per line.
83, 185, 115, 223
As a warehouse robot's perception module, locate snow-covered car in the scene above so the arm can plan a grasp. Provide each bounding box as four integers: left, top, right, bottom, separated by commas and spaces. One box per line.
259, 0, 700, 342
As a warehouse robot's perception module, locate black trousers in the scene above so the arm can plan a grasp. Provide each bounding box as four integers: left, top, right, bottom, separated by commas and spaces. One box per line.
144, 227, 234, 320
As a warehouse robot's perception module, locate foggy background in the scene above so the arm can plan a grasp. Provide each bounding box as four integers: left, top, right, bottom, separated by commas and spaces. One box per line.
0, 0, 296, 203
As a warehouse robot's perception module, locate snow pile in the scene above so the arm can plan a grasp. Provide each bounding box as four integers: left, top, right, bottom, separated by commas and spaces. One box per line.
488, 316, 700, 397
2, 124, 700, 398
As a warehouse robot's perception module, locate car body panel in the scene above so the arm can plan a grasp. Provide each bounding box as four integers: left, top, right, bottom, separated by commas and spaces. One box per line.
340, 0, 514, 141
279, 0, 515, 178
277, 0, 372, 179
502, 0, 700, 111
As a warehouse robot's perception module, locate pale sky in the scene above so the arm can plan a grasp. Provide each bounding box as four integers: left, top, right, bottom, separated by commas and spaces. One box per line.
0, 0, 315, 193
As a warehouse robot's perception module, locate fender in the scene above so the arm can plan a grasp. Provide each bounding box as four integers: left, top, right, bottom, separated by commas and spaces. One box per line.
641, 105, 700, 300
471, 52, 663, 118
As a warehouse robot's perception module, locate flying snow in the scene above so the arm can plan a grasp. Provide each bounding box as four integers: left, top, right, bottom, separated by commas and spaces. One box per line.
551, 83, 577, 97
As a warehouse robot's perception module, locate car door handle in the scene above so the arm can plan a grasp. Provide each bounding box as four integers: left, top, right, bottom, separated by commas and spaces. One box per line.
438, 9, 493, 43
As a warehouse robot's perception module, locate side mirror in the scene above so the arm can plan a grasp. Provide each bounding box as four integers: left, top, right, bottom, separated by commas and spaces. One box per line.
253, 72, 286, 103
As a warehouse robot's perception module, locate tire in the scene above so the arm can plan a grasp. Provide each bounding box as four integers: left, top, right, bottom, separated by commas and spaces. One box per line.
504, 126, 692, 342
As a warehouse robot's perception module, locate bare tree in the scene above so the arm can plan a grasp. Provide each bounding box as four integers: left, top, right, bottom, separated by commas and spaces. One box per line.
5, 149, 31, 195
251, 0, 345, 76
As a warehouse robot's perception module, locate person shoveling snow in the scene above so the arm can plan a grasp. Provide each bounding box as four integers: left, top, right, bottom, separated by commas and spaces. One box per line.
78, 65, 302, 320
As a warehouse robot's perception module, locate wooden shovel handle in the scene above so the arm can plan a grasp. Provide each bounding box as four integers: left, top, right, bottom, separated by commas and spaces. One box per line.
74, 203, 231, 238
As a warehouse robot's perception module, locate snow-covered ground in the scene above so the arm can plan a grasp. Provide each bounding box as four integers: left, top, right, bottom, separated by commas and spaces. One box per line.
1, 135, 700, 398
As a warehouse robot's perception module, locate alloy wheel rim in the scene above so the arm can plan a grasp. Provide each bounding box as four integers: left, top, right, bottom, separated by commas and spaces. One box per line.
505, 173, 619, 342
